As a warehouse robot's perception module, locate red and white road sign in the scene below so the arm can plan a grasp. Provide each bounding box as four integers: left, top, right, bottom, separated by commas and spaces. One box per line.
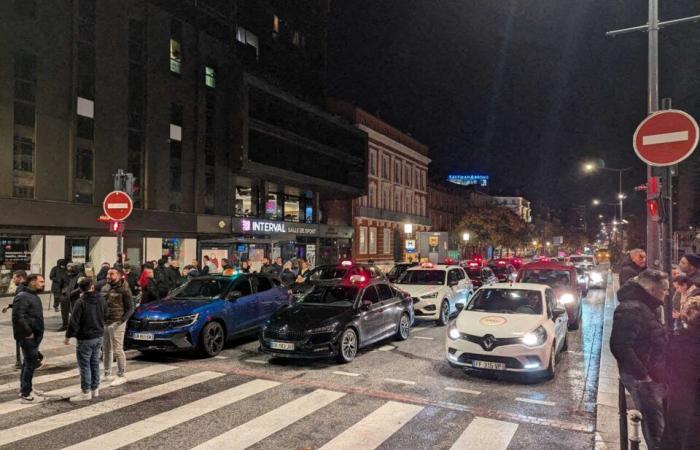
102, 191, 133, 222
633, 109, 699, 166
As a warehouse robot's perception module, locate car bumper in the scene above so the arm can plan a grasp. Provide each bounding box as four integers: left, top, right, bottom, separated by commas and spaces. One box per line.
411, 298, 440, 319
445, 338, 549, 373
124, 329, 197, 351
259, 331, 339, 359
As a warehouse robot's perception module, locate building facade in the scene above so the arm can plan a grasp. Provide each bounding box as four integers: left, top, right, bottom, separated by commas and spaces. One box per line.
0, 0, 365, 291
493, 196, 532, 223
328, 101, 431, 267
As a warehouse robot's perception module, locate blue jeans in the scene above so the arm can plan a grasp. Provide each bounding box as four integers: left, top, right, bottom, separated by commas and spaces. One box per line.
620, 372, 666, 450
76, 337, 102, 392
18, 336, 42, 396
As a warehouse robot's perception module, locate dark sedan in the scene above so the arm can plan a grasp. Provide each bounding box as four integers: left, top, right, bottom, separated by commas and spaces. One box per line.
260, 278, 414, 363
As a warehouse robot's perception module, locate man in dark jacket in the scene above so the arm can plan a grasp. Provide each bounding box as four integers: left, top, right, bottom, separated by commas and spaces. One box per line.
12, 274, 46, 403
65, 277, 105, 401
49, 259, 67, 312
610, 269, 669, 449
59, 263, 84, 331
101, 268, 134, 386
679, 253, 700, 285
154, 258, 172, 298
619, 248, 647, 287
166, 260, 183, 289
123, 263, 140, 296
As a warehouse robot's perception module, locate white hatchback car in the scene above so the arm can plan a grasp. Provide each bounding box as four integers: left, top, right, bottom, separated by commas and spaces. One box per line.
445, 283, 568, 379
395, 263, 473, 326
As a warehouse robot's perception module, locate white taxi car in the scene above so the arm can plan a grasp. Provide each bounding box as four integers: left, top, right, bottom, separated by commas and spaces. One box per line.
445, 282, 568, 379
395, 263, 473, 326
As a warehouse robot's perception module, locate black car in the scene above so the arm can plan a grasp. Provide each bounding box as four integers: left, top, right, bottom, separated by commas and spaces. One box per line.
466, 266, 498, 288
260, 278, 414, 363
290, 262, 385, 301
386, 262, 419, 282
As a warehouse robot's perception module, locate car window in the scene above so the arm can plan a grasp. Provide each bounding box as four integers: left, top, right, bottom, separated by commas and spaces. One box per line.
301, 285, 359, 306
170, 279, 228, 299
361, 286, 380, 304
231, 278, 252, 296
467, 289, 543, 315
398, 270, 445, 285
376, 284, 394, 301
455, 269, 466, 280
308, 266, 348, 281
448, 270, 459, 283
255, 276, 273, 293
519, 269, 571, 288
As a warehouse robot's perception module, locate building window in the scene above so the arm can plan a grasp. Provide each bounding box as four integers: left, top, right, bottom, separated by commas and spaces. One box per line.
170, 20, 183, 74
204, 169, 215, 214
292, 30, 301, 47
415, 196, 421, 216
368, 183, 376, 208
77, 97, 94, 118
170, 103, 183, 141
13, 136, 33, 172
265, 191, 283, 221
170, 141, 182, 192
205, 66, 215, 88
369, 150, 377, 176
359, 226, 368, 255
383, 229, 391, 254
383, 185, 391, 209
273, 15, 280, 33
236, 26, 259, 57
235, 184, 256, 217
75, 147, 93, 180
76, 116, 94, 140
127, 130, 142, 207
394, 160, 401, 183
284, 195, 301, 222
394, 189, 401, 212
13, 186, 34, 198
13, 102, 35, 127
382, 155, 390, 179
14, 52, 36, 102
405, 192, 411, 214
369, 227, 377, 254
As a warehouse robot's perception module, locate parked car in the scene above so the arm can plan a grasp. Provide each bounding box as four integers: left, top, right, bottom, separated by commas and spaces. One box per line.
290, 261, 384, 301
126, 274, 292, 357
260, 277, 414, 363
446, 282, 568, 380
516, 262, 583, 330
387, 261, 418, 283
464, 262, 499, 288
488, 260, 518, 283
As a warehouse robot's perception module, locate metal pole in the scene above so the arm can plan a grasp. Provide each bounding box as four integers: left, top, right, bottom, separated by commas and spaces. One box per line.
646, 0, 661, 268
619, 378, 629, 450
619, 170, 625, 252
661, 99, 674, 329
627, 410, 643, 450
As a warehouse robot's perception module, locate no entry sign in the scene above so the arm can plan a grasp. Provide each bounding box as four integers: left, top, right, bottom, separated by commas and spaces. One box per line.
633, 109, 699, 166
102, 191, 133, 221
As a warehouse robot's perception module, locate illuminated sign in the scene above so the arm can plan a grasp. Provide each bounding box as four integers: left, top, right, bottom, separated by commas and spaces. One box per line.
234, 219, 318, 236
447, 174, 489, 187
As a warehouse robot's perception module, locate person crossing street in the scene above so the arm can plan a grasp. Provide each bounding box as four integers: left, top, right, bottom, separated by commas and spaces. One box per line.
101, 268, 134, 386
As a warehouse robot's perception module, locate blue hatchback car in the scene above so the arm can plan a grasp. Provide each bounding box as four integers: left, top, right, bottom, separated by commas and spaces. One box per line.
125, 274, 292, 357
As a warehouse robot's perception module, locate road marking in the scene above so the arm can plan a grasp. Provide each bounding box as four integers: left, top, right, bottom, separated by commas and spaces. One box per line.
0, 364, 175, 416
333, 371, 360, 377
515, 397, 556, 406
445, 386, 481, 395
384, 378, 416, 386
244, 359, 268, 364
642, 130, 689, 145
413, 336, 434, 340
213, 355, 229, 359
0, 371, 223, 447
378, 345, 395, 351
0, 353, 76, 373
319, 401, 423, 449
0, 368, 80, 394
63, 379, 280, 450
411, 327, 429, 333
191, 389, 346, 450
450, 417, 519, 449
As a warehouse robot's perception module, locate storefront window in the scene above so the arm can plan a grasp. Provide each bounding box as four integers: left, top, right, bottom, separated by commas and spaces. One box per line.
265, 192, 283, 221
65, 237, 89, 264
235, 186, 256, 217
162, 238, 182, 262
0, 237, 31, 294
284, 195, 301, 222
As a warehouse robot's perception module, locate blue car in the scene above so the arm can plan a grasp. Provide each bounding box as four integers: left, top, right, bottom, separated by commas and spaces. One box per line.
125, 274, 292, 357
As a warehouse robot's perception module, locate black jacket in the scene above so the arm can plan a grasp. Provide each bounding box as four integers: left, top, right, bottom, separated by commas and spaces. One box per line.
11, 285, 45, 340
101, 279, 134, 324
280, 269, 296, 287
66, 291, 106, 340
140, 278, 160, 304
619, 258, 645, 287
63, 271, 85, 302
166, 266, 182, 290
96, 266, 109, 281
125, 271, 140, 296
49, 261, 68, 295
610, 281, 667, 381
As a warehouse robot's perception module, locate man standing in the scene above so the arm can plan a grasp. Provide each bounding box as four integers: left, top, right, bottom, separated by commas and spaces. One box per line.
65, 277, 105, 401
101, 268, 134, 386
60, 263, 83, 332
12, 274, 46, 403
3, 270, 29, 369
49, 259, 67, 312
610, 269, 669, 449
166, 260, 182, 289
679, 253, 700, 282
619, 248, 647, 287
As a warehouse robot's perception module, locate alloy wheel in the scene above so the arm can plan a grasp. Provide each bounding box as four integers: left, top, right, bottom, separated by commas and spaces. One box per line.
206, 323, 224, 355
341, 329, 357, 361
399, 314, 410, 339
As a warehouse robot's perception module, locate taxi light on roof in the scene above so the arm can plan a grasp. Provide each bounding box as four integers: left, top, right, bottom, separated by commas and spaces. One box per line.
468, 262, 479, 267
497, 260, 506, 265
340, 260, 353, 267
349, 274, 366, 284
421, 262, 435, 268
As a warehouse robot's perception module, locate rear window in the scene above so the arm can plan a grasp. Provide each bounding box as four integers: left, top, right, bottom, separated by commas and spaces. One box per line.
519, 270, 571, 288
307, 266, 348, 281
397, 270, 445, 285
301, 285, 359, 306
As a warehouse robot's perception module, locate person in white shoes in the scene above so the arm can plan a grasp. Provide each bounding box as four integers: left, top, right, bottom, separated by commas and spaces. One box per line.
65, 277, 106, 401
101, 267, 133, 386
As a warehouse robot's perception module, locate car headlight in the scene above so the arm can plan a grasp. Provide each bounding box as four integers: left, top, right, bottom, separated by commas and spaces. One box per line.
590, 272, 603, 282
421, 291, 439, 299
521, 325, 547, 347
169, 313, 199, 328
308, 324, 338, 334
447, 324, 461, 340
559, 293, 575, 304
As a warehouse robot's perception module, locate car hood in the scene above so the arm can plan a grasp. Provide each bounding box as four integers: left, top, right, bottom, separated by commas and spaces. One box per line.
395, 284, 443, 297
455, 311, 545, 338
133, 297, 217, 320
269, 303, 352, 330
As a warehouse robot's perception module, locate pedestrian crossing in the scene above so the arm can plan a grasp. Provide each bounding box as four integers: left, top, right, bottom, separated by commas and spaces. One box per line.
0, 358, 539, 450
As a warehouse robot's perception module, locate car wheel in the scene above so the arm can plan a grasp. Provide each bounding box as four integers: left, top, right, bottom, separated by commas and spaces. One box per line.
199, 321, 225, 357
337, 328, 358, 363
437, 300, 450, 326
545, 344, 556, 380
396, 313, 410, 341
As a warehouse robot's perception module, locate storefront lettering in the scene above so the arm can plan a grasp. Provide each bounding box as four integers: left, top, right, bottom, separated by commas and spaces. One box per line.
252, 221, 286, 233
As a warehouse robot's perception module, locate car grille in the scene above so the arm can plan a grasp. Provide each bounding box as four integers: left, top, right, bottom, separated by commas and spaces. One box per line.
263, 327, 308, 341
128, 319, 172, 332
462, 334, 522, 351
457, 353, 523, 369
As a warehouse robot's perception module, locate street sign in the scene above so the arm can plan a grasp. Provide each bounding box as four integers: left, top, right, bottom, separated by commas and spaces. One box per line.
633, 109, 699, 166
108, 220, 125, 233
102, 191, 133, 221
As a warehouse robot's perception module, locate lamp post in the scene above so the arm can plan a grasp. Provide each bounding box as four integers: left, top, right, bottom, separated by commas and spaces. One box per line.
462, 232, 470, 260
584, 161, 631, 252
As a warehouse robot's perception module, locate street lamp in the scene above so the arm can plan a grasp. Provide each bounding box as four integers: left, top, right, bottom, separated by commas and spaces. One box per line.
403, 223, 413, 234
462, 232, 470, 242
592, 199, 601, 206
546, 241, 551, 247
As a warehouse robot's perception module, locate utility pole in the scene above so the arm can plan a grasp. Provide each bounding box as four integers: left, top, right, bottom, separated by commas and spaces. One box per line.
112, 169, 134, 262
606, 1, 700, 271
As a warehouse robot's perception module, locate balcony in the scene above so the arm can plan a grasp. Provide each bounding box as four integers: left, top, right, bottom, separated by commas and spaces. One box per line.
355, 206, 431, 226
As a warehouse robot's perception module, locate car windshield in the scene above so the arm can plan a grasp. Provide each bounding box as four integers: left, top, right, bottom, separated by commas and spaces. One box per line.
467, 289, 543, 315
490, 267, 509, 275
300, 285, 359, 306
520, 270, 571, 288
398, 270, 445, 285
169, 279, 229, 299
388, 265, 407, 279
307, 266, 349, 281
570, 256, 593, 264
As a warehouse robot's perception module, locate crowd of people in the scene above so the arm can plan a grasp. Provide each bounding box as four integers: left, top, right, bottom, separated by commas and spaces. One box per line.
611, 249, 700, 449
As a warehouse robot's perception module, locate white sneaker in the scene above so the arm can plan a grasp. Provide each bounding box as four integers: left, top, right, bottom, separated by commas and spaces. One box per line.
69, 391, 92, 402
103, 374, 114, 383
20, 394, 43, 404
91, 388, 99, 399
110, 376, 127, 387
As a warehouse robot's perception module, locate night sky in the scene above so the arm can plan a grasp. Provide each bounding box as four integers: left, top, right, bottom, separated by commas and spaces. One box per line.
327, 0, 700, 215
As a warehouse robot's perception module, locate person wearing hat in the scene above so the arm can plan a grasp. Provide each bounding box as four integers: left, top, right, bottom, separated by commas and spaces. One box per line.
64, 277, 106, 401
679, 254, 700, 283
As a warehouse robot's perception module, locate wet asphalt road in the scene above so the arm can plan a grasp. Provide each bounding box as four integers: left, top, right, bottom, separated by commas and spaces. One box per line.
0, 280, 607, 449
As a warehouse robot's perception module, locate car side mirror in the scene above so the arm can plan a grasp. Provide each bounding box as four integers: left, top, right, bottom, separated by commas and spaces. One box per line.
552, 307, 566, 319
360, 299, 372, 310
227, 290, 243, 301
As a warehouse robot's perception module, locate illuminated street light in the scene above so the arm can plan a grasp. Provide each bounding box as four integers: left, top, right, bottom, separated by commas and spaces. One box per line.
598, 214, 604, 219
592, 199, 601, 206
404, 223, 413, 234
546, 241, 551, 246
618, 193, 626, 200
462, 232, 470, 242
583, 162, 596, 172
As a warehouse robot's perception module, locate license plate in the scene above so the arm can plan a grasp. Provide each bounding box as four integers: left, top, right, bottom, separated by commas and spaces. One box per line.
270, 341, 294, 351
472, 360, 505, 370
131, 332, 154, 341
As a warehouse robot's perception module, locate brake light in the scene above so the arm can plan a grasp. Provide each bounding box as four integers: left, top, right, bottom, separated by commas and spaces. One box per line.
497, 260, 506, 265
340, 260, 353, 267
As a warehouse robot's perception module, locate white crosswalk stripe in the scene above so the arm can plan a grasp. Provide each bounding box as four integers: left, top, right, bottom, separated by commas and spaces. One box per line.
450, 417, 519, 450
0, 371, 223, 447
0, 367, 80, 394
191, 389, 347, 450
63, 378, 281, 450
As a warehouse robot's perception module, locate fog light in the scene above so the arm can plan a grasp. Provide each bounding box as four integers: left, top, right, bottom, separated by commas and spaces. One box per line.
524, 363, 540, 369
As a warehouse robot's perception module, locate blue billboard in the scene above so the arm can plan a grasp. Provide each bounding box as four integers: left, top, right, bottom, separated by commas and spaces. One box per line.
447, 174, 489, 187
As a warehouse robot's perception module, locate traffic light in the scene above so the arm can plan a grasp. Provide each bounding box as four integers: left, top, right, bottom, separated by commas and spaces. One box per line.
646, 176, 662, 222
108, 220, 125, 233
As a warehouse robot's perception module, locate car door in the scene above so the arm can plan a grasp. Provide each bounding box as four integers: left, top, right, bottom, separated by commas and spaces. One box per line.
455, 268, 472, 303
254, 275, 278, 323
357, 285, 383, 343
376, 283, 401, 335
446, 269, 464, 307
546, 288, 566, 351
226, 277, 256, 333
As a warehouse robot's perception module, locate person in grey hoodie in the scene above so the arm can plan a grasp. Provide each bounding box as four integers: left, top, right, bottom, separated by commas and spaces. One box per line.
65, 277, 106, 401
101, 268, 133, 386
